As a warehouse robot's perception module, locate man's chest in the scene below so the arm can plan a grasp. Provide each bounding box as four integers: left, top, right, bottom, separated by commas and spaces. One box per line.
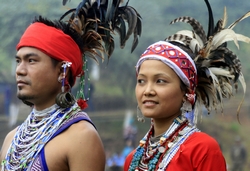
40, 133, 69, 171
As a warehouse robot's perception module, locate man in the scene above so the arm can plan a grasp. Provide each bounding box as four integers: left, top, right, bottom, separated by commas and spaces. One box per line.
0, 0, 142, 170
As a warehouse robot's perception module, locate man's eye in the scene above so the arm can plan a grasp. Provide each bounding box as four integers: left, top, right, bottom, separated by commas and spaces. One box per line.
29, 59, 35, 62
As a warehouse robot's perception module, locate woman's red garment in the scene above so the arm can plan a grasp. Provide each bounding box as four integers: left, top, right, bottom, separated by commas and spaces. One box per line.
124, 132, 226, 171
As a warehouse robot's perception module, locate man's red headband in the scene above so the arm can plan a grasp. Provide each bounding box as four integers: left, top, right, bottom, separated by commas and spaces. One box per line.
16, 22, 82, 83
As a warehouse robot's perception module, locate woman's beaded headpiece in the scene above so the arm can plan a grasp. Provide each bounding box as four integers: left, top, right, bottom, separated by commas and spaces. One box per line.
136, 41, 197, 104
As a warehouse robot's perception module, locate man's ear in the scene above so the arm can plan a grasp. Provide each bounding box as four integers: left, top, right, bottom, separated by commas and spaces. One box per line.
58, 62, 70, 82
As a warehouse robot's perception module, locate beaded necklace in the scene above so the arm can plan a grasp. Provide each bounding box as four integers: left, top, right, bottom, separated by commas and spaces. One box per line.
1, 103, 81, 171
157, 126, 199, 170
128, 116, 199, 171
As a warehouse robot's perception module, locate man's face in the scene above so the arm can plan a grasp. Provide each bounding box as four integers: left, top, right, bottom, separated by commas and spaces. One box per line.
15, 47, 61, 110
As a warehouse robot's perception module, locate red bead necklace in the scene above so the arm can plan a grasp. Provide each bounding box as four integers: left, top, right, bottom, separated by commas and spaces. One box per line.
142, 120, 188, 166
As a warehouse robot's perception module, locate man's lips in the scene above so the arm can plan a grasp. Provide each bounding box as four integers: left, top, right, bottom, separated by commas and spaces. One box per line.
16, 80, 28, 86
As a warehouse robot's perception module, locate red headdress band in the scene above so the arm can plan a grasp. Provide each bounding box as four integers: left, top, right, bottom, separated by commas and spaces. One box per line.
16, 22, 82, 83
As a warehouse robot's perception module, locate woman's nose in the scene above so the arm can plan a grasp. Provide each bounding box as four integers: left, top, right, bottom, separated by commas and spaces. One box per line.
143, 83, 155, 96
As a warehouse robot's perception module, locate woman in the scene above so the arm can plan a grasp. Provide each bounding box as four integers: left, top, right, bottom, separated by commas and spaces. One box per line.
124, 0, 250, 170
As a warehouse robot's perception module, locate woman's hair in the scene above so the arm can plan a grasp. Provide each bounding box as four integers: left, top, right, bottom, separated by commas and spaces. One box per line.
180, 80, 188, 93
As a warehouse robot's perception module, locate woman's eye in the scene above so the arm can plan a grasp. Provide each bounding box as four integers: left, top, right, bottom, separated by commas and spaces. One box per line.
137, 79, 144, 84
157, 79, 166, 83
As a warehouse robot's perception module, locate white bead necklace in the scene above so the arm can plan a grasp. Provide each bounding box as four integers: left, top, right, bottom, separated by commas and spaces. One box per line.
1, 103, 81, 171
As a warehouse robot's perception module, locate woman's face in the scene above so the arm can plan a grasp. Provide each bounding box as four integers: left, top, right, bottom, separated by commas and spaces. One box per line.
135, 60, 185, 121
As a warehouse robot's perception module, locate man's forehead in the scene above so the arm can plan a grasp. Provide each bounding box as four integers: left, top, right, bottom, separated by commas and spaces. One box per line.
16, 47, 47, 58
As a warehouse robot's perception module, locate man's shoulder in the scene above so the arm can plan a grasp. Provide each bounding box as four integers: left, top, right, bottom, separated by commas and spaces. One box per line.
68, 119, 95, 131
5, 127, 18, 138
62, 118, 98, 140
0, 127, 18, 161
2, 127, 18, 146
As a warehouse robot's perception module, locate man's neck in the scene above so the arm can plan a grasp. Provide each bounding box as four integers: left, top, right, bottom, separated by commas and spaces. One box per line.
33, 104, 58, 118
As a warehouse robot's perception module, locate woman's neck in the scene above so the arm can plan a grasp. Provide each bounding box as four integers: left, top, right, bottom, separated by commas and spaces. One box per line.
152, 113, 182, 137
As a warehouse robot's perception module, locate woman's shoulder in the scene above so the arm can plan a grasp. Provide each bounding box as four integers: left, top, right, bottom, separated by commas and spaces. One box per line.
171, 132, 226, 170
183, 131, 221, 151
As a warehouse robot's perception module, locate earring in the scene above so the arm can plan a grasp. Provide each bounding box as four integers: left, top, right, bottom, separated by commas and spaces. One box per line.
61, 61, 72, 93
182, 100, 192, 113
56, 61, 75, 108
56, 92, 76, 108
182, 95, 194, 125
137, 106, 145, 122
181, 93, 194, 113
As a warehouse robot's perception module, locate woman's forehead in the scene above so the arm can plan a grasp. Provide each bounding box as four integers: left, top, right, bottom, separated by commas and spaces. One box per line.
138, 60, 178, 77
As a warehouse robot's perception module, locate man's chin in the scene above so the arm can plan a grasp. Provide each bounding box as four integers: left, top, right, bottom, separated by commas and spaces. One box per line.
22, 100, 34, 107
17, 94, 34, 106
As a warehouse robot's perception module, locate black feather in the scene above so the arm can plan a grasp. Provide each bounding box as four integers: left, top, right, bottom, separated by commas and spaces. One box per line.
204, 0, 214, 38
62, 0, 70, 5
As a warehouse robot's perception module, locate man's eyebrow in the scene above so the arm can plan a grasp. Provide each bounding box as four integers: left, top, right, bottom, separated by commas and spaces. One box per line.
15, 52, 39, 59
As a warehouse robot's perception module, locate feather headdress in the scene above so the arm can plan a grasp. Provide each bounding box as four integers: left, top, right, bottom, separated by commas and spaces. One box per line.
61, 0, 142, 62
60, 0, 142, 109
165, 0, 250, 122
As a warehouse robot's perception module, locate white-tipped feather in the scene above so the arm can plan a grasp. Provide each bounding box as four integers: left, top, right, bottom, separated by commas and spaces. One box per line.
176, 30, 204, 48
211, 29, 239, 50
235, 34, 250, 44
221, 7, 228, 28
192, 31, 205, 48
228, 11, 250, 29
207, 69, 224, 109
189, 39, 201, 53
208, 69, 221, 92
221, 82, 233, 98
176, 30, 193, 37
238, 73, 246, 94
175, 31, 202, 52
209, 67, 235, 79
90, 0, 96, 6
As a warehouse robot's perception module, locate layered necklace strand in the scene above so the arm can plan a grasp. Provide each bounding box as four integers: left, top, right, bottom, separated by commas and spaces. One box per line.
1, 103, 81, 171
157, 125, 199, 171
128, 116, 198, 171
